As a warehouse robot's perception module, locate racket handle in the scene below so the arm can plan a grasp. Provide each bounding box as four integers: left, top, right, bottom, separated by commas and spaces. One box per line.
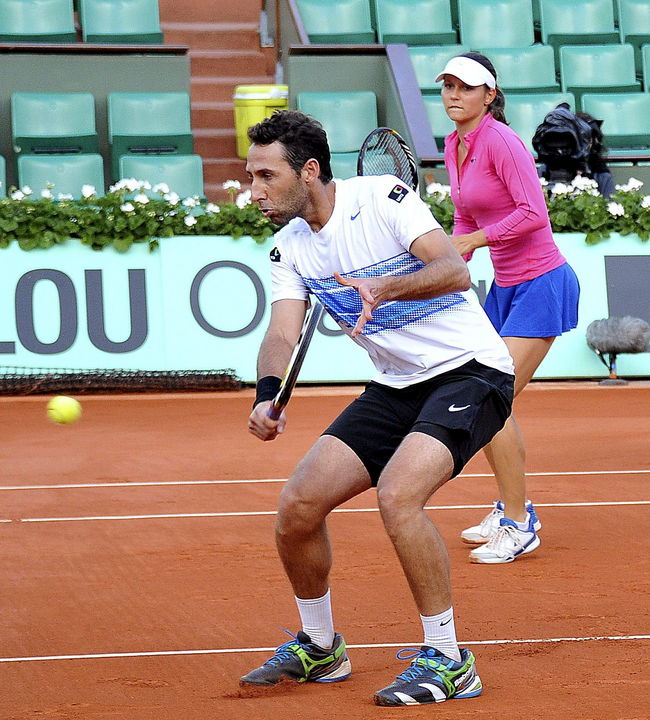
267, 403, 283, 421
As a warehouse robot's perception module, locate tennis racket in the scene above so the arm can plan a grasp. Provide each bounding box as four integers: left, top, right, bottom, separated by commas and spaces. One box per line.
267, 300, 325, 420
357, 127, 419, 192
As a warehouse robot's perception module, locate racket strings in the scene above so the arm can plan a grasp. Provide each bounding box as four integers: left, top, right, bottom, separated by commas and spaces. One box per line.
360, 131, 418, 190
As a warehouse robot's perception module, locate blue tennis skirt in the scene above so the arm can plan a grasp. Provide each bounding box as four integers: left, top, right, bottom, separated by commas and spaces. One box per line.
484, 263, 580, 338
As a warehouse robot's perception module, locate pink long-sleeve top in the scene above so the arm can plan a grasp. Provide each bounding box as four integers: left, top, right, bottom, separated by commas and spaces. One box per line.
444, 112, 566, 287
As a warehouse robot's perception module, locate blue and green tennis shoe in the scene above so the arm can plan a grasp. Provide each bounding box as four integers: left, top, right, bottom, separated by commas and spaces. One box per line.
374, 646, 482, 706
240, 630, 352, 686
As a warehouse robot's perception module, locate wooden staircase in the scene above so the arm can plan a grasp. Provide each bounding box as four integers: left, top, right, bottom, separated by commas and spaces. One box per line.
158, 0, 276, 201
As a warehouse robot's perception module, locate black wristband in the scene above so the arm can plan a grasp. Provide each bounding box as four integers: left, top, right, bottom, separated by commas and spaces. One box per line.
253, 375, 282, 408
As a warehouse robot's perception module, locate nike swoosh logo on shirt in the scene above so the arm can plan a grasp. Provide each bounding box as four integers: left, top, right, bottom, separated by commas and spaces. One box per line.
350, 207, 363, 220
448, 404, 471, 412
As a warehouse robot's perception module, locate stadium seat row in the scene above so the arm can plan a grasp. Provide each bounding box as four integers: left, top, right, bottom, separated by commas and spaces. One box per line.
0, 0, 163, 45
3, 92, 204, 198
296, 89, 650, 179
296, 0, 650, 60
410, 43, 650, 105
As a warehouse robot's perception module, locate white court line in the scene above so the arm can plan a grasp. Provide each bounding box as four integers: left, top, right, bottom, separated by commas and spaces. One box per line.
2, 635, 649, 664
1, 468, 649, 491
6, 500, 650, 524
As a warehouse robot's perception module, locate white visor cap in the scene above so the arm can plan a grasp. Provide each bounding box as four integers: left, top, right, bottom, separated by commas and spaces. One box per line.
435, 56, 496, 89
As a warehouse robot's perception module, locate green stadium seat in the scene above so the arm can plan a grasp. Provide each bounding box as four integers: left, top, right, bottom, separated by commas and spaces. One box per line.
458, 0, 535, 48
0, 156, 6, 198
540, 0, 620, 65
374, 0, 456, 45
408, 44, 470, 93
107, 92, 194, 180
296, 91, 378, 153
79, 0, 163, 44
505, 92, 576, 151
296, 0, 376, 44
480, 45, 560, 94
11, 93, 99, 160
330, 152, 361, 179
581, 92, 650, 151
644, 44, 650, 90
0, 0, 76, 43
119, 154, 205, 198
17, 154, 105, 198
422, 94, 455, 144
617, 0, 650, 76
559, 44, 641, 110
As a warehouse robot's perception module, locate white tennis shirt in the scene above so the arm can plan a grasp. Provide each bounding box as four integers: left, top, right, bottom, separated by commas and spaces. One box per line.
270, 174, 514, 388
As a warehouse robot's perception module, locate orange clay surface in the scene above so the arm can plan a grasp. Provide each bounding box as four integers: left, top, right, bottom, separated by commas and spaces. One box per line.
1, 382, 649, 719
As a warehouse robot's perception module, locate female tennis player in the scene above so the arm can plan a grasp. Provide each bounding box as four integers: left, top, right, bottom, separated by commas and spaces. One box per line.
437, 52, 580, 563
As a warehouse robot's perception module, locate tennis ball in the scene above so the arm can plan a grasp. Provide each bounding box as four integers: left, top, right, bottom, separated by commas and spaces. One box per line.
46, 395, 82, 425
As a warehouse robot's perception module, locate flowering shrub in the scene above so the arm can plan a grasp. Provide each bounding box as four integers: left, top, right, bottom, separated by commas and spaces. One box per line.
0, 179, 275, 252
424, 176, 650, 245
3, 176, 649, 252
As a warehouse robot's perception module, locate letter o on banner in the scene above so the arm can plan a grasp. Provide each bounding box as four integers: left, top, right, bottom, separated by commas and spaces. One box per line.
190, 261, 266, 338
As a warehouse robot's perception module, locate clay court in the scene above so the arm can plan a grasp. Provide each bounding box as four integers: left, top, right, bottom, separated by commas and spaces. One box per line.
1, 381, 649, 719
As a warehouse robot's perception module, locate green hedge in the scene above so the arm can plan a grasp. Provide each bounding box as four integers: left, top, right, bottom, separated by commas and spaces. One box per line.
424, 176, 650, 245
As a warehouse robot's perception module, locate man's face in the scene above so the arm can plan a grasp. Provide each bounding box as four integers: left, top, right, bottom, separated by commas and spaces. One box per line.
246, 141, 310, 227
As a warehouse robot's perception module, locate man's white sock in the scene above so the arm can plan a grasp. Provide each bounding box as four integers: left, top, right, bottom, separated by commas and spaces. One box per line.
421, 607, 461, 662
295, 589, 335, 649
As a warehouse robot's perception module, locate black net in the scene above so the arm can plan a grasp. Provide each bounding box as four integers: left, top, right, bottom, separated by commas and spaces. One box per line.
0, 366, 243, 395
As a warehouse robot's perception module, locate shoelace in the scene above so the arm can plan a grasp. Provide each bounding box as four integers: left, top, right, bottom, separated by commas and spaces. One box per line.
263, 629, 304, 667
479, 503, 503, 531
483, 523, 526, 554
394, 648, 446, 681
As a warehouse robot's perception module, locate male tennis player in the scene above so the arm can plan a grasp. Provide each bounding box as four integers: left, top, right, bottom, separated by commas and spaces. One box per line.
243, 109, 514, 707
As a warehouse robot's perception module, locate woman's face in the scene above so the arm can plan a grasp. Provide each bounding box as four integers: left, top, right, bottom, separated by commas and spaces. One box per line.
441, 74, 496, 129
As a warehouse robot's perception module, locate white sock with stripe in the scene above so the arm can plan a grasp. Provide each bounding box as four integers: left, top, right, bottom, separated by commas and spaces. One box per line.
421, 607, 461, 662
295, 589, 335, 649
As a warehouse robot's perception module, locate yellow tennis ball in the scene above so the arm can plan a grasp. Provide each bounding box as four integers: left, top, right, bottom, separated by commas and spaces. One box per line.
46, 395, 82, 425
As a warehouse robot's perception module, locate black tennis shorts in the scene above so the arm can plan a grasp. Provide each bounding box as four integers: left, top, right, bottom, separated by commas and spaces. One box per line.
323, 358, 514, 485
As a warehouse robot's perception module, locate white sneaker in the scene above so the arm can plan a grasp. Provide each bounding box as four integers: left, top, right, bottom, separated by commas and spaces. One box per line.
469, 516, 540, 564
460, 500, 541, 545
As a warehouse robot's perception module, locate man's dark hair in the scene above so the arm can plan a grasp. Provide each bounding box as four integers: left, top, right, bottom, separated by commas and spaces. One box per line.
247, 109, 333, 183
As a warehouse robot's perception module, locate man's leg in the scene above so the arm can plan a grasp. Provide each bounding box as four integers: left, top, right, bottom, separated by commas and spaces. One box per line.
240, 434, 370, 686
373, 431, 482, 706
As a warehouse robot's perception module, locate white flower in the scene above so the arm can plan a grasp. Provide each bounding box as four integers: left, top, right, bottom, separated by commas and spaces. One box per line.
550, 182, 571, 195
205, 203, 221, 214
607, 202, 625, 217
182, 197, 199, 207
10, 190, 25, 200
21, 186, 33, 196
641, 195, 650, 209
184, 215, 197, 227
153, 183, 169, 195
571, 176, 598, 192
222, 180, 241, 190
236, 189, 252, 208
114, 178, 141, 193
164, 192, 180, 205
41, 189, 53, 199
539, 176, 548, 186
133, 192, 149, 204
426, 182, 451, 197
81, 184, 96, 198
57, 192, 74, 201
120, 202, 135, 213
615, 177, 644, 193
